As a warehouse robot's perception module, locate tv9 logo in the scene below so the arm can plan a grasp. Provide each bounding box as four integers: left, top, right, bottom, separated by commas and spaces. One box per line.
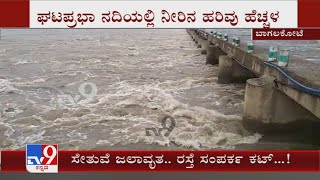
57, 82, 98, 107
26, 144, 58, 173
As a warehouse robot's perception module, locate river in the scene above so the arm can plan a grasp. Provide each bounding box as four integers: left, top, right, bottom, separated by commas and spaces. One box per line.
0, 29, 319, 150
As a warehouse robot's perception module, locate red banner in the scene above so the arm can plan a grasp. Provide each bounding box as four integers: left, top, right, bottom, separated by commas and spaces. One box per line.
0, 0, 29, 28
1, 150, 319, 172
298, 0, 320, 28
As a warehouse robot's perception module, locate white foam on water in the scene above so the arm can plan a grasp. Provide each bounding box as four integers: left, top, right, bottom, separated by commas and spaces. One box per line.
0, 29, 264, 150
32, 78, 46, 83
19, 130, 46, 145
90, 79, 262, 149
0, 48, 7, 56
15, 78, 47, 86
13, 60, 36, 65
96, 139, 111, 145
0, 122, 15, 137
0, 79, 21, 94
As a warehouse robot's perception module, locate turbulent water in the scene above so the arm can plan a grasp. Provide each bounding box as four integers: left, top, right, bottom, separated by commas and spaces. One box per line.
0, 29, 318, 150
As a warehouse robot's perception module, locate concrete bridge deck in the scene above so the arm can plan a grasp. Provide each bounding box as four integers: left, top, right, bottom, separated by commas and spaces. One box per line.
225, 38, 320, 89
187, 29, 320, 132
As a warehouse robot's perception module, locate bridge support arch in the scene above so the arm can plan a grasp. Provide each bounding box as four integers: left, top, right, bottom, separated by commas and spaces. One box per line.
206, 45, 226, 65
218, 55, 256, 84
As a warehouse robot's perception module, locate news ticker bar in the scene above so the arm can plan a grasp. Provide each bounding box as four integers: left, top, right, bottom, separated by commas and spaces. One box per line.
1, 150, 319, 172
0, 0, 319, 28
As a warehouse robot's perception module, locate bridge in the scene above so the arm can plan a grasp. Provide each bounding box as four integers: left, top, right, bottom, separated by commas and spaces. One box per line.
187, 29, 320, 133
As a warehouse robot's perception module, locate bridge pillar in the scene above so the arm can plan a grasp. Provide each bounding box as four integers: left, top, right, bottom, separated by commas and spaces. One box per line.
197, 37, 203, 48
191, 31, 196, 41
206, 45, 227, 65
195, 36, 199, 44
218, 56, 233, 83
200, 40, 209, 55
243, 75, 319, 133
218, 55, 256, 83
191, 31, 199, 44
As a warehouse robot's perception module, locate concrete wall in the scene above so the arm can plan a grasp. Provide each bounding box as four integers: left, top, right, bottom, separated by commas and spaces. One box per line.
188, 29, 320, 133
243, 76, 319, 133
